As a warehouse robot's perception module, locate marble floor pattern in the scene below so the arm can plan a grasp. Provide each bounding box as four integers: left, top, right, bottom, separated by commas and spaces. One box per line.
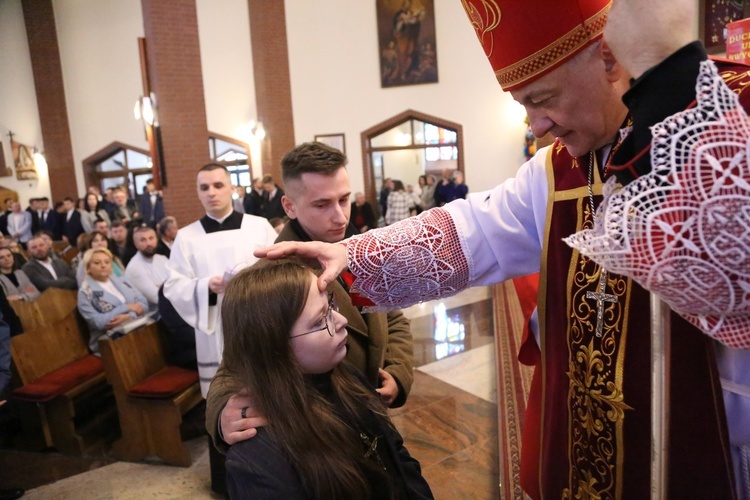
0, 287, 500, 499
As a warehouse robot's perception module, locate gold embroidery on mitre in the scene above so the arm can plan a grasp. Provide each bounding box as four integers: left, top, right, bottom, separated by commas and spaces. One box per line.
561, 195, 632, 500
495, 3, 610, 89
461, 0, 501, 58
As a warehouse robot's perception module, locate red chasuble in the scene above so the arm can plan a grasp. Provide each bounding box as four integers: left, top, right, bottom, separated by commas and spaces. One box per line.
520, 141, 735, 498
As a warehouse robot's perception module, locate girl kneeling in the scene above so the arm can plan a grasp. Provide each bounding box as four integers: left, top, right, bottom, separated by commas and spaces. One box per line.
222, 262, 432, 499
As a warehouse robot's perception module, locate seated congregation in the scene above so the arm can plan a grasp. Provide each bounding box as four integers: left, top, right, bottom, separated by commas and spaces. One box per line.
0, 186, 205, 470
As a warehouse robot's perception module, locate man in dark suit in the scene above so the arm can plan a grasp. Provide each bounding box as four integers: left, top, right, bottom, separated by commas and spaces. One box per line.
260, 174, 286, 219
36, 197, 61, 240
26, 198, 39, 235
0, 198, 13, 237
245, 177, 264, 216
21, 235, 77, 291
59, 197, 84, 244
138, 178, 165, 228
155, 216, 178, 258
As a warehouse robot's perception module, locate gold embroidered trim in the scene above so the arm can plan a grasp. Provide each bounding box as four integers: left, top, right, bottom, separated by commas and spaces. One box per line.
461, 0, 502, 58
560, 154, 632, 500
495, 3, 610, 89
537, 145, 556, 490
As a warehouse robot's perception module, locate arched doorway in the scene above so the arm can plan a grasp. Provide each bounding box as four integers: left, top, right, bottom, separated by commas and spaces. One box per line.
361, 109, 463, 218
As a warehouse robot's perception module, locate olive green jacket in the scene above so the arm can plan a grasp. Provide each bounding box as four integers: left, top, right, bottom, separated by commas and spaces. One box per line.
205, 221, 414, 451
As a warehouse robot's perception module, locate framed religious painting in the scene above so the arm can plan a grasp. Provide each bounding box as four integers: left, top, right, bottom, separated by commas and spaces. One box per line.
376, 0, 438, 88
314, 133, 346, 155
700, 0, 750, 54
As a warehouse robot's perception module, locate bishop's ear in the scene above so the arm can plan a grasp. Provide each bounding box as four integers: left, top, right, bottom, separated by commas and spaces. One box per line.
600, 41, 626, 82
280, 194, 297, 219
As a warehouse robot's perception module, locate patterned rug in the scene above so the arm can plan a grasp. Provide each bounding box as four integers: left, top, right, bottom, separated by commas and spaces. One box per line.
492, 275, 538, 499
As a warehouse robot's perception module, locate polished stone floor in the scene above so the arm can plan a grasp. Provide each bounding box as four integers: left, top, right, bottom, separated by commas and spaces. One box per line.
0, 287, 500, 499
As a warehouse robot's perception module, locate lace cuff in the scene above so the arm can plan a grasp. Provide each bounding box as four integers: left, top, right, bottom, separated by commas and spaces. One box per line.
565, 60, 750, 349
345, 208, 470, 311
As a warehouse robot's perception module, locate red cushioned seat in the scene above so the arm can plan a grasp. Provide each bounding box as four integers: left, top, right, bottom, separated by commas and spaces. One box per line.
127, 366, 199, 399
11, 355, 104, 403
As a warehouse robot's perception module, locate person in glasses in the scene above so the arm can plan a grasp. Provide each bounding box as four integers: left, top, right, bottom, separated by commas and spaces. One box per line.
222, 261, 432, 499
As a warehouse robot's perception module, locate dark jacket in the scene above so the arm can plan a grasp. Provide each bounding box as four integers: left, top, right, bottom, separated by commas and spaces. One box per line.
225, 367, 432, 500
351, 201, 377, 232
60, 209, 85, 244
261, 186, 286, 219
138, 193, 165, 228
22, 258, 77, 292
37, 209, 61, 240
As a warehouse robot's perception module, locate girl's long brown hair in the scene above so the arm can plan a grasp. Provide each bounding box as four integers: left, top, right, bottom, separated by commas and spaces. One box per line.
221, 262, 391, 499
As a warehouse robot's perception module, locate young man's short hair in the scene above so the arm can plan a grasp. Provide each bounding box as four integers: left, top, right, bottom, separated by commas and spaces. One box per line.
281, 142, 348, 183
197, 163, 230, 178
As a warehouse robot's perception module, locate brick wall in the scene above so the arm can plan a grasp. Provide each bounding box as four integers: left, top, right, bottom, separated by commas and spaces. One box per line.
248, 0, 295, 187
21, 0, 77, 201
142, 0, 210, 225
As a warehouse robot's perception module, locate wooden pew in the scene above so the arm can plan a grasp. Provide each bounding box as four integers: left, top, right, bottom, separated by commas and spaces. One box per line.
99, 322, 201, 467
9, 288, 115, 455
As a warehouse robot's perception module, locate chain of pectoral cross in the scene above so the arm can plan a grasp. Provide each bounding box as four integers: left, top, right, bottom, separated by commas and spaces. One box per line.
585, 151, 618, 337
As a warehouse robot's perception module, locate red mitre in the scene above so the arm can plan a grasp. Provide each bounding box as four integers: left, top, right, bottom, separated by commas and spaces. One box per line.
461, 0, 611, 91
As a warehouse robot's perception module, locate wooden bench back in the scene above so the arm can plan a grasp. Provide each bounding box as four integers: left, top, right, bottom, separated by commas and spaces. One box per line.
10, 311, 90, 384
99, 323, 167, 393
11, 288, 78, 332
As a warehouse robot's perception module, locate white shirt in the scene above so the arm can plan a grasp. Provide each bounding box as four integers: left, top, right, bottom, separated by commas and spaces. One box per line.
124, 252, 170, 308
99, 278, 126, 303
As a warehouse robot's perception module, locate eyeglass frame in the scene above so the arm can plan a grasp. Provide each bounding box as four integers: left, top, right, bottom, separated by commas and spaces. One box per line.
289, 291, 339, 339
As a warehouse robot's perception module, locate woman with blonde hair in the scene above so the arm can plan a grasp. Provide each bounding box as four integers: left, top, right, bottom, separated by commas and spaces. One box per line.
222, 262, 432, 499
77, 247, 148, 355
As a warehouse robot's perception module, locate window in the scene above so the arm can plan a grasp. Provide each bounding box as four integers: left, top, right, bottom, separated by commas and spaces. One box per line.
361, 111, 463, 213
209, 133, 252, 188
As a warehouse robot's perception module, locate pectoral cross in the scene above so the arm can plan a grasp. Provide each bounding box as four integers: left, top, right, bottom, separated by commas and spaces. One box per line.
586, 269, 618, 337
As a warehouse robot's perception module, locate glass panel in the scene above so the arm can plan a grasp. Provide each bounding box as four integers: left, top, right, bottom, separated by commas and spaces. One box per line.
133, 173, 150, 196
440, 146, 454, 161
413, 120, 426, 145
237, 172, 251, 187
126, 149, 151, 170
424, 123, 440, 145
425, 147, 439, 162
101, 176, 127, 192
217, 150, 248, 162
213, 138, 248, 160
370, 121, 412, 148
98, 150, 125, 172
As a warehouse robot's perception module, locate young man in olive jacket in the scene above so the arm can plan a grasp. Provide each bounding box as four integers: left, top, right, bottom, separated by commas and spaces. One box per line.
205, 142, 414, 450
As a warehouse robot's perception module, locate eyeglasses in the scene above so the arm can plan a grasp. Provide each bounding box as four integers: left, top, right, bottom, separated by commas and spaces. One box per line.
290, 292, 339, 339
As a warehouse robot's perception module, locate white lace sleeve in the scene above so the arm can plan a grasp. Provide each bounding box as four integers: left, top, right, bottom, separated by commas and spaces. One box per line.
345, 208, 471, 310
565, 60, 750, 349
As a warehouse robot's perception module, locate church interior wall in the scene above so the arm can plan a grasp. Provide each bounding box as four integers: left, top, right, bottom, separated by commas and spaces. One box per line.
195, 0, 258, 145
53, 0, 147, 199
0, 0, 52, 203
284, 0, 529, 196
1, 0, 708, 204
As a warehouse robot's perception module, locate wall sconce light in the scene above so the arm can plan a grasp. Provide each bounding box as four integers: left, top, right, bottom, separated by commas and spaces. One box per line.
133, 91, 166, 187
248, 120, 266, 141
134, 93, 158, 127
